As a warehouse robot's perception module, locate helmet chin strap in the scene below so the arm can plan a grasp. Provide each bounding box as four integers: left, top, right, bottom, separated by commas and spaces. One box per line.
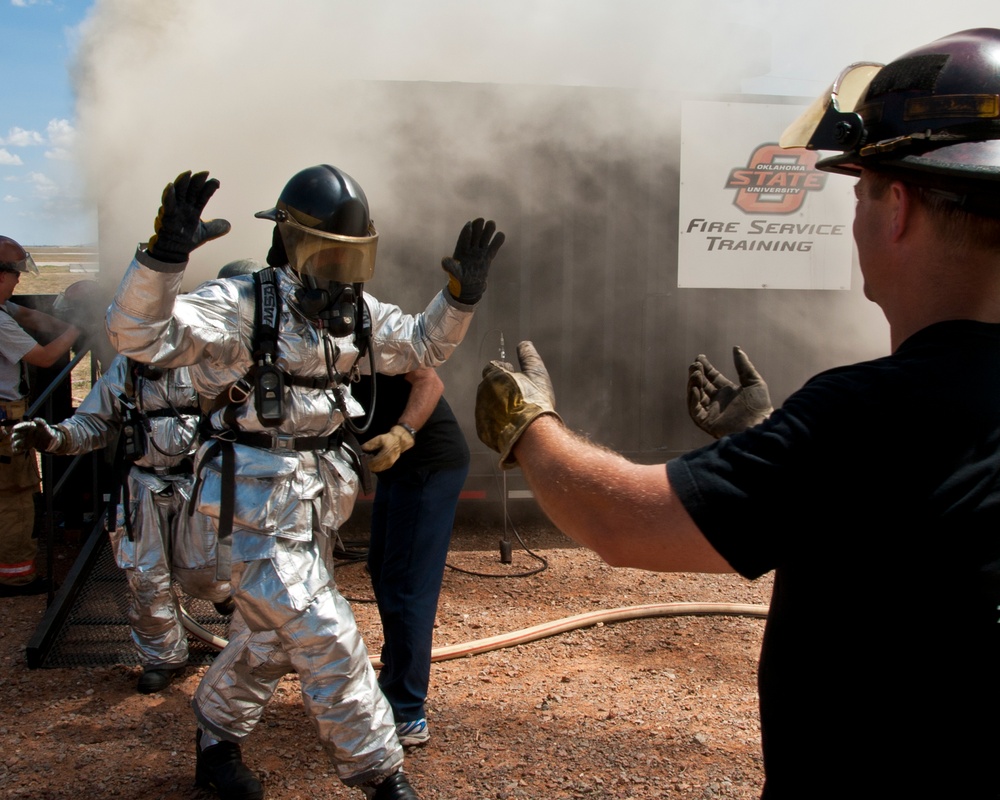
295, 278, 361, 337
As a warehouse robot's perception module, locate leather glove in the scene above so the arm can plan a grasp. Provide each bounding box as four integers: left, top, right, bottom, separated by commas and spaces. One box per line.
441, 218, 505, 304
476, 340, 560, 468
361, 424, 415, 472
687, 346, 773, 438
11, 419, 62, 454
147, 170, 231, 263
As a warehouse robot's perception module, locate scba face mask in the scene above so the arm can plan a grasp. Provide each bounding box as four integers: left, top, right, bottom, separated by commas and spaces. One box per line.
294, 280, 365, 337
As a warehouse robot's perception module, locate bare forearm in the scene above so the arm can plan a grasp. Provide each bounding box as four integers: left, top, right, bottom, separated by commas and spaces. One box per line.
513, 416, 732, 574
22, 326, 80, 368
400, 368, 444, 431
11, 304, 73, 336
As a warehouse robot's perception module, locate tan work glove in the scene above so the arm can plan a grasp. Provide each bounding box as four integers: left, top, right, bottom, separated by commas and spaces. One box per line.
476, 340, 561, 468
362, 424, 415, 472
687, 346, 773, 438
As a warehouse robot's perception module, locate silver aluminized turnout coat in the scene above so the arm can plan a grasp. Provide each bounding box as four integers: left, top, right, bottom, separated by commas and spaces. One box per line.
49, 354, 230, 667
106, 247, 477, 786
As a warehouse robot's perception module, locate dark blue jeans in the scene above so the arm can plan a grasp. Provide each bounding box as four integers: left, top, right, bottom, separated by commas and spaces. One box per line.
368, 462, 468, 723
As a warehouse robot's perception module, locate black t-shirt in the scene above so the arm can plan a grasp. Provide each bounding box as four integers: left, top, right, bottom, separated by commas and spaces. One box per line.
668, 320, 1000, 798
352, 373, 469, 482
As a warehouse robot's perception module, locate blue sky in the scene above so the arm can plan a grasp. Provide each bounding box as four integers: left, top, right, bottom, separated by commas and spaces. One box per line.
0, 0, 94, 246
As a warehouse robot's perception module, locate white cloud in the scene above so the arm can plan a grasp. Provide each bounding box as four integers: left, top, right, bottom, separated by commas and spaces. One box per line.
0, 121, 73, 153
27, 172, 58, 198
46, 119, 75, 149
10, 1, 51, 7
3, 195, 20, 204
4, 127, 44, 147
0, 149, 23, 166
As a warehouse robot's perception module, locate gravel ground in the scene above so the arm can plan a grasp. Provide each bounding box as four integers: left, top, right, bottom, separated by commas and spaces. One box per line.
0, 521, 773, 800
4, 267, 773, 798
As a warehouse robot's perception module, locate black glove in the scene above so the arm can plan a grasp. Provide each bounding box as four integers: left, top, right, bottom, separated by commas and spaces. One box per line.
11, 419, 61, 454
441, 218, 505, 304
687, 346, 773, 438
147, 171, 231, 263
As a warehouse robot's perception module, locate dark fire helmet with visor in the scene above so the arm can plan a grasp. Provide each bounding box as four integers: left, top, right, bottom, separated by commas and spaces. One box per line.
780, 28, 1000, 216
0, 235, 38, 275
254, 164, 378, 285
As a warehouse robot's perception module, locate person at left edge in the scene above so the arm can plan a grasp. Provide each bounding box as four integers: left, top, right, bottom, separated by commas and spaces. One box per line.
105, 167, 503, 800
0, 236, 79, 597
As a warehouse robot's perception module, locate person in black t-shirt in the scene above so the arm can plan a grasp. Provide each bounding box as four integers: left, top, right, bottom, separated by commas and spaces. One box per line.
355, 368, 469, 748
474, 29, 1000, 799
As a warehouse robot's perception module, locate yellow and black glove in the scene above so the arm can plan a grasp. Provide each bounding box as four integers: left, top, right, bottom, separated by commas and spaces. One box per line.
148, 170, 231, 264
441, 218, 505, 304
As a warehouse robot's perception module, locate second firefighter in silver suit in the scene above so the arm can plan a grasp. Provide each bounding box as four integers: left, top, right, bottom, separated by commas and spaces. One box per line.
105, 166, 504, 800
12, 354, 231, 693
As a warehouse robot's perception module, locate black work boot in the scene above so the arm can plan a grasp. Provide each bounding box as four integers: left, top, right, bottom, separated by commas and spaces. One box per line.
195, 729, 264, 800
370, 770, 420, 800
213, 596, 237, 616
136, 666, 182, 694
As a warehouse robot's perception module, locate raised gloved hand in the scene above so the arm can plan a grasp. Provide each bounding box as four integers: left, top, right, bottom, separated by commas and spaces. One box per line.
11, 419, 61, 454
147, 170, 231, 263
441, 218, 505, 304
361, 424, 415, 472
687, 346, 773, 439
476, 340, 560, 468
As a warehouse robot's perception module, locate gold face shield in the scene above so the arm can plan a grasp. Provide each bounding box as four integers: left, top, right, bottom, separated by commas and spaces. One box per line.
276, 215, 378, 284
780, 63, 884, 152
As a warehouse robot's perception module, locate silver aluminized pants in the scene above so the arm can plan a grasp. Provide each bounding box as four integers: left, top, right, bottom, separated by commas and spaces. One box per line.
192, 526, 402, 787
110, 470, 231, 668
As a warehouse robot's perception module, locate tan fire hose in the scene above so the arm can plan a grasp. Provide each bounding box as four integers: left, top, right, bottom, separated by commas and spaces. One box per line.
181, 600, 769, 667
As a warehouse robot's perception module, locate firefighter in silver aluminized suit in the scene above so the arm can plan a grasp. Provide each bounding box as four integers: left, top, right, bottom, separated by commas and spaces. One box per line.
11, 354, 233, 694
105, 166, 504, 800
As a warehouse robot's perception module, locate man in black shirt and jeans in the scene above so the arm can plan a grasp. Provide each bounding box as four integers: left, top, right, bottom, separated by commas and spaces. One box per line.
474, 29, 1000, 798
355, 368, 469, 748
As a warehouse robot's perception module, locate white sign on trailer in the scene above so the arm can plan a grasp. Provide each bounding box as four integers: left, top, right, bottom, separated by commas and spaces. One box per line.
678, 100, 855, 290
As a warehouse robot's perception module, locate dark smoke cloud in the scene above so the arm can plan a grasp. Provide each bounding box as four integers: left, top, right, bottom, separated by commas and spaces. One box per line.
71, 1, 993, 460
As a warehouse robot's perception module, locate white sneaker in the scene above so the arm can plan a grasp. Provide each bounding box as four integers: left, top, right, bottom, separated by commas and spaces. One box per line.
395, 719, 429, 747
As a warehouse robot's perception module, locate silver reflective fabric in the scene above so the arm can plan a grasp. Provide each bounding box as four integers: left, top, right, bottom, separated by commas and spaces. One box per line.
52, 355, 229, 667
107, 248, 477, 783
194, 543, 403, 786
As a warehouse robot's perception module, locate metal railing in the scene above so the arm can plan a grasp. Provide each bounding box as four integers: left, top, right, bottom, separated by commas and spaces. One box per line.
22, 344, 108, 668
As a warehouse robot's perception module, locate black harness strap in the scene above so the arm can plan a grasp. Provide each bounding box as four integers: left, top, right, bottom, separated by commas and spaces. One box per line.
193, 268, 377, 551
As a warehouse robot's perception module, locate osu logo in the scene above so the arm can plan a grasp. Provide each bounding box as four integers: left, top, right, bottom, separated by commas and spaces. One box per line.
725, 144, 826, 214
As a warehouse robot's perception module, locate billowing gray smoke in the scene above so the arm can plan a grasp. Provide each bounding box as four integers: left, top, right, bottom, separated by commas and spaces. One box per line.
70, 1, 994, 467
